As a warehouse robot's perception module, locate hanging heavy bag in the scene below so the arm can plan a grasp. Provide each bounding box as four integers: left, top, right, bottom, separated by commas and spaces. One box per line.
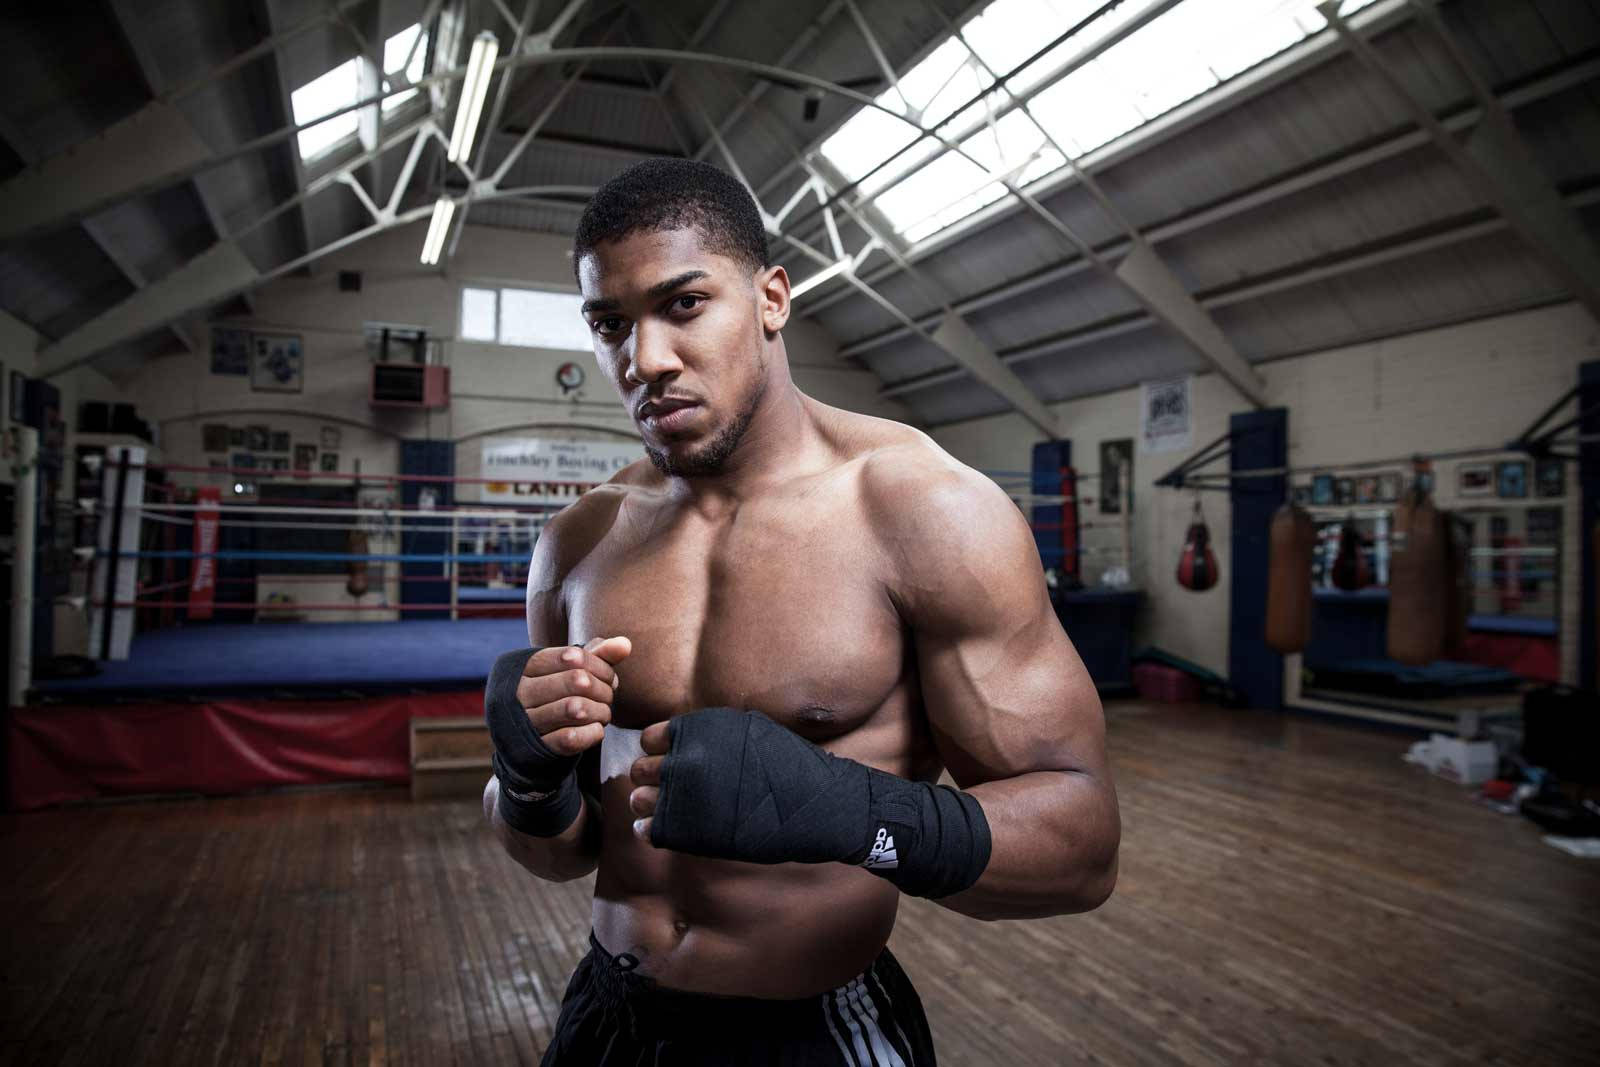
1265, 502, 1315, 653
1330, 517, 1372, 591
347, 529, 370, 598
1176, 499, 1219, 592
1440, 512, 1470, 656
1387, 485, 1448, 665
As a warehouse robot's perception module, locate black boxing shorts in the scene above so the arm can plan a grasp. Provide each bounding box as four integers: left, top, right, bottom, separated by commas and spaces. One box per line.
539, 933, 937, 1066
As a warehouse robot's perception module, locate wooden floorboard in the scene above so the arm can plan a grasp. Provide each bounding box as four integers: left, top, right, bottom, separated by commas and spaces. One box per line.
2, 701, 1596, 1066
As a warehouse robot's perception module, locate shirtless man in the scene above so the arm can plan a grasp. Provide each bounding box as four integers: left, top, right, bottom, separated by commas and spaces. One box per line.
482, 158, 1120, 1065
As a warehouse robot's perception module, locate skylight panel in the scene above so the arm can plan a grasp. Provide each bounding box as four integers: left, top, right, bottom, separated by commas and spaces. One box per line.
291, 59, 361, 160
382, 24, 430, 112
822, 0, 1390, 248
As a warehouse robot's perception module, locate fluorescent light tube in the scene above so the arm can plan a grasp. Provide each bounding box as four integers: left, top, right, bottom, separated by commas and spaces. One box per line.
790, 260, 849, 298
447, 31, 499, 163
420, 196, 456, 264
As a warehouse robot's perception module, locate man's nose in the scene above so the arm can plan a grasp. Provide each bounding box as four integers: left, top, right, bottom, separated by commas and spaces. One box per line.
625, 324, 683, 385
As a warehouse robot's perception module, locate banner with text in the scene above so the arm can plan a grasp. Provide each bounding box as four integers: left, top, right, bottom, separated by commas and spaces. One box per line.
479, 438, 641, 502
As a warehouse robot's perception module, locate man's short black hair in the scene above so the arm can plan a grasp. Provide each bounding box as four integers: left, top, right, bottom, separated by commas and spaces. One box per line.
573, 158, 770, 277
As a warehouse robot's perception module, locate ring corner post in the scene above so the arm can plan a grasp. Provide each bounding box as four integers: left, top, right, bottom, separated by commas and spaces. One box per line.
1228, 407, 1288, 710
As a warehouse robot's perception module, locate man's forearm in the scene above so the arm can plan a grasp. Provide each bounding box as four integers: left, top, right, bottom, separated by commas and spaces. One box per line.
482, 777, 603, 882
936, 769, 1119, 921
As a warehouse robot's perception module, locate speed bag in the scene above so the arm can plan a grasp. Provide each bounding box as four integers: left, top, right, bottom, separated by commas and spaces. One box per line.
1265, 503, 1315, 653
1177, 501, 1219, 592
1387, 490, 1448, 665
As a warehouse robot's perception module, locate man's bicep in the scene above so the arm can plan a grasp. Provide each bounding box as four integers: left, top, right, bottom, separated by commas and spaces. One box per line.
525, 513, 569, 647
906, 490, 1105, 788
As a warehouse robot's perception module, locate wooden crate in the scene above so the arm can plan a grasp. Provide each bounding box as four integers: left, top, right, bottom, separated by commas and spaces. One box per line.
410, 717, 492, 801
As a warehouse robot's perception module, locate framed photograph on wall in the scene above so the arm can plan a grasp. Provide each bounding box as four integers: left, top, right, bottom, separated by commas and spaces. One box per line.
1458, 463, 1493, 497
251, 332, 304, 393
1376, 471, 1402, 502
320, 426, 341, 450
1334, 477, 1355, 505
320, 452, 339, 472
294, 443, 317, 476
1291, 484, 1311, 506
1311, 474, 1335, 506
1535, 458, 1564, 498
231, 452, 256, 470
210, 326, 251, 376
271, 457, 289, 471
270, 431, 290, 453
1098, 438, 1134, 513
1355, 476, 1378, 504
201, 424, 229, 452
246, 424, 270, 451
1496, 460, 1528, 499
228, 427, 245, 447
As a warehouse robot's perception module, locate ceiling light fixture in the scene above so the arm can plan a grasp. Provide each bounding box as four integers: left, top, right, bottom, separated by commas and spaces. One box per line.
447, 31, 499, 163
790, 260, 850, 298
419, 196, 456, 265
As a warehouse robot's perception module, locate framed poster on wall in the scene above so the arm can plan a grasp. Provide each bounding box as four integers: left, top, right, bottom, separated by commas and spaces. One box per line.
1140, 376, 1191, 454
251, 332, 303, 393
210, 327, 251, 375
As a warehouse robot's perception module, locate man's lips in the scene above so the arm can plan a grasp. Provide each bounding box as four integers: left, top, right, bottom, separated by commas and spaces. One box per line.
637, 397, 699, 419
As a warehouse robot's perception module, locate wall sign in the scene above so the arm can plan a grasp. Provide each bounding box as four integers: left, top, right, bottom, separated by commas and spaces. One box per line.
480, 438, 641, 501
210, 327, 251, 375
1140, 375, 1191, 454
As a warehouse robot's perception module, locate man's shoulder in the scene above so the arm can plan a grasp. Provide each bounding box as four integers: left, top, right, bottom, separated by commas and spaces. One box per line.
537, 458, 657, 560
855, 430, 1014, 532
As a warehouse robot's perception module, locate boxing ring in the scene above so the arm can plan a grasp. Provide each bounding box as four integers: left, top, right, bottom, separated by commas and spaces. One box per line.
7, 445, 1137, 810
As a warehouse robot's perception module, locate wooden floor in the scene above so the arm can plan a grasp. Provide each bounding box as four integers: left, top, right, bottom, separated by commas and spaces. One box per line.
3, 701, 1597, 1066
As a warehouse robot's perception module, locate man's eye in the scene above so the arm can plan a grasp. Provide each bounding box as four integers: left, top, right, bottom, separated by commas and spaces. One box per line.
593, 317, 625, 335
673, 295, 702, 312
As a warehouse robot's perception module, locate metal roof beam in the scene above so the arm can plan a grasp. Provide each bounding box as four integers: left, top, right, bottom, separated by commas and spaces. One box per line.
880, 184, 1600, 400
1324, 2, 1600, 322
804, 0, 1421, 317
257, 0, 316, 267
816, 45, 1600, 343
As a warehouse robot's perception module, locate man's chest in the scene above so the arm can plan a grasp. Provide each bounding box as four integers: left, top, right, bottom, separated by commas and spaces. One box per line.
563, 498, 907, 736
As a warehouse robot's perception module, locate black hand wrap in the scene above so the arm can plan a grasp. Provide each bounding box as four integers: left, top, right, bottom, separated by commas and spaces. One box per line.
484, 647, 582, 838
651, 708, 992, 899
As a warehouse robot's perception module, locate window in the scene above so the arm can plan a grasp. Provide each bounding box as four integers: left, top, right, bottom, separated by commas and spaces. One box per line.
290, 23, 430, 160
460, 286, 592, 351
819, 0, 1381, 246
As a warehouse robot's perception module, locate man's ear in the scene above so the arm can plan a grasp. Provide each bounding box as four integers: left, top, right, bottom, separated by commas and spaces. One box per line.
758, 265, 791, 335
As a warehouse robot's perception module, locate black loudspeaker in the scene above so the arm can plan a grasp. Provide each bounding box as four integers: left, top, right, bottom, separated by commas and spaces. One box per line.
79, 401, 109, 433
110, 403, 140, 435
339, 270, 362, 292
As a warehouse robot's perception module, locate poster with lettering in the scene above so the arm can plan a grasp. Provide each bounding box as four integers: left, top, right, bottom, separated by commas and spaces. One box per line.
480, 438, 642, 503
1140, 375, 1192, 454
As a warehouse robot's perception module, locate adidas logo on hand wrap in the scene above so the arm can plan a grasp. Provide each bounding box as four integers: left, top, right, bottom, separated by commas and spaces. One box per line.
862, 827, 898, 870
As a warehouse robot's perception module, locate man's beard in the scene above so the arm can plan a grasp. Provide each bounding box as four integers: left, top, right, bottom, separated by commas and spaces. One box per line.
644, 376, 766, 478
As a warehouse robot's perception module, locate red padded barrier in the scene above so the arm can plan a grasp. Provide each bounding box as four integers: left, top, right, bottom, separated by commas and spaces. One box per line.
8, 690, 481, 810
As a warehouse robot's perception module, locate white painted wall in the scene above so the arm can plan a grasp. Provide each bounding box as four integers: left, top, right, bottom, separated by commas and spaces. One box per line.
118, 222, 909, 617
932, 303, 1599, 685
131, 221, 909, 481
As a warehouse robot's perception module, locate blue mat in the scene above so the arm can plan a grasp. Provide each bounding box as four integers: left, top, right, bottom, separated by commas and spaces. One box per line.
35, 618, 530, 698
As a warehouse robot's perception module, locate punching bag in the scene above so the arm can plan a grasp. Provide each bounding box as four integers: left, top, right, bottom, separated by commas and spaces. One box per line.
1441, 512, 1470, 656
1331, 518, 1371, 591
1387, 485, 1448, 665
1265, 503, 1315, 653
347, 529, 370, 598
1177, 499, 1219, 592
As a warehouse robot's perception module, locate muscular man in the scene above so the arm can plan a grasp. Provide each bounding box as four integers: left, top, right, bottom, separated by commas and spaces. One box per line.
483, 158, 1119, 1065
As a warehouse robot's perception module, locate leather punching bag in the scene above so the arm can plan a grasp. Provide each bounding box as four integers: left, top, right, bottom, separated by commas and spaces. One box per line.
1177, 499, 1219, 592
347, 529, 370, 598
1331, 518, 1372, 591
1387, 484, 1448, 665
1265, 503, 1315, 653
1441, 512, 1469, 656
